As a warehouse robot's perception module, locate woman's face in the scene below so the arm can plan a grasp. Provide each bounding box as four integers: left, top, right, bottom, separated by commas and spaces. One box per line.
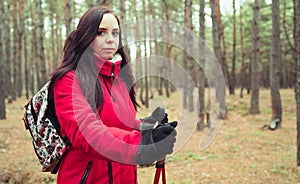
90, 13, 120, 60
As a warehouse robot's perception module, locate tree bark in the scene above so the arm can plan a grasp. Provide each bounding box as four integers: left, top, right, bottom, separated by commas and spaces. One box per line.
250, 0, 260, 114
270, 0, 282, 127
184, 0, 194, 112
216, 0, 229, 92
12, 0, 19, 101
294, 0, 300, 166
147, 0, 154, 99
210, 0, 226, 119
24, 0, 29, 99
239, 4, 246, 98
283, 0, 297, 88
132, 0, 143, 104
119, 0, 126, 23
161, 0, 172, 98
49, 0, 56, 73
35, 0, 47, 87
197, 0, 206, 131
56, 0, 63, 71
24, 25, 29, 98
64, 0, 72, 36
0, 0, 6, 119
4, 0, 13, 103
29, 1, 37, 94
142, 0, 149, 107
229, 0, 236, 95
18, 0, 24, 97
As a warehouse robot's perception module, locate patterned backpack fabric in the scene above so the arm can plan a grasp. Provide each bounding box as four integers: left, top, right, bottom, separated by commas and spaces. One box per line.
22, 81, 70, 174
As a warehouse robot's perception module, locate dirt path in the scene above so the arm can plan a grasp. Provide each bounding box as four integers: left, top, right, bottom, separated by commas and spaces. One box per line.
1, 89, 300, 183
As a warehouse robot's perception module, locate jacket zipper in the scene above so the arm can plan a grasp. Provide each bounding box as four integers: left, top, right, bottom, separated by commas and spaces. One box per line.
79, 161, 92, 184
110, 63, 115, 84
108, 161, 113, 184
102, 76, 116, 102
110, 63, 115, 79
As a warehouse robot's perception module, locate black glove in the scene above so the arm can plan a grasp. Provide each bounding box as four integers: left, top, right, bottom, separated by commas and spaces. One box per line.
152, 121, 177, 142
136, 109, 177, 165
142, 107, 168, 124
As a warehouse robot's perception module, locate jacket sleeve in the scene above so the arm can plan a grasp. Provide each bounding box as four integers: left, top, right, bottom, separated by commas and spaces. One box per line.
53, 71, 141, 164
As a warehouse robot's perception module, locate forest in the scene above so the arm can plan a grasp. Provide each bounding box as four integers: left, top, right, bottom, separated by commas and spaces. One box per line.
1, 0, 300, 183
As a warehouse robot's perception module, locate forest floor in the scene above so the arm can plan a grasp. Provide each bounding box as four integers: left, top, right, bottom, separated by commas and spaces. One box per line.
0, 88, 300, 184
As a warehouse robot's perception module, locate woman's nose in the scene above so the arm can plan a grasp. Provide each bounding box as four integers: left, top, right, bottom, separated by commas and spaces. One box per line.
106, 33, 115, 43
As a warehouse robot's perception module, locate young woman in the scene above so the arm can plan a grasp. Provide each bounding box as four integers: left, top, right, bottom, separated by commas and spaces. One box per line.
49, 6, 177, 184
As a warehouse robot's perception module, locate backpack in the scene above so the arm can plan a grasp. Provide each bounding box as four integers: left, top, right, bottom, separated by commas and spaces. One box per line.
22, 81, 70, 174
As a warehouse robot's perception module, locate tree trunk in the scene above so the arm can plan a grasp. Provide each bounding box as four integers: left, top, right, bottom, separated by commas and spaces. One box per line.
250, 0, 260, 114
182, 0, 189, 109
294, 0, 300, 166
4, 0, 13, 103
184, 0, 194, 112
119, 0, 126, 23
12, 0, 19, 101
56, 0, 63, 71
283, 0, 296, 88
24, 0, 29, 99
29, 1, 37, 94
216, 0, 229, 93
283, 0, 296, 54
35, 0, 47, 87
161, 0, 171, 98
132, 0, 143, 104
0, 0, 6, 119
210, 0, 226, 119
292, 0, 298, 89
64, 0, 72, 36
49, 0, 56, 73
142, 0, 149, 108
197, 0, 206, 131
229, 0, 236, 95
18, 0, 24, 97
270, 0, 282, 128
24, 26, 29, 99
239, 4, 246, 98
147, 0, 154, 99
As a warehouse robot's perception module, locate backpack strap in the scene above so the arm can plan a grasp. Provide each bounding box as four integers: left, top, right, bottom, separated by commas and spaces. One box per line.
46, 93, 71, 146
29, 99, 37, 123
51, 160, 61, 174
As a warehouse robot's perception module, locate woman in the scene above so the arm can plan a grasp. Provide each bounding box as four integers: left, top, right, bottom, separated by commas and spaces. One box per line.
49, 6, 177, 184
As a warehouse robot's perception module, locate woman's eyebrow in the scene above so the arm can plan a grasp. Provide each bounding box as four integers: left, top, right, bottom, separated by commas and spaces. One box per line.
98, 27, 120, 31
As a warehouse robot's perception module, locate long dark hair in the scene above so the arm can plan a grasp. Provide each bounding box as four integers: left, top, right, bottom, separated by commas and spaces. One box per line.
50, 6, 139, 113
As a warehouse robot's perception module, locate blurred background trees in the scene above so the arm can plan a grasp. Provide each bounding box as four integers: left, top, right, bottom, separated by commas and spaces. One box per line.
0, 0, 299, 154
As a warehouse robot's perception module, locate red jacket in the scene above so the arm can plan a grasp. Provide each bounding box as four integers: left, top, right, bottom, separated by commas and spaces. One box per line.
54, 54, 141, 184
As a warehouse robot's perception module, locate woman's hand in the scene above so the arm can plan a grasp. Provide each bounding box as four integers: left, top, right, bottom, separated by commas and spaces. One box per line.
136, 107, 177, 165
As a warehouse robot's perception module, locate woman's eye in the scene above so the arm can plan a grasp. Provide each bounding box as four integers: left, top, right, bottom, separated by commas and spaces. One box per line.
112, 32, 119, 36
97, 31, 105, 36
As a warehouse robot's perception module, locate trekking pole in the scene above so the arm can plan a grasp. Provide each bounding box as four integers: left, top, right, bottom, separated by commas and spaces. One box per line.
153, 159, 166, 184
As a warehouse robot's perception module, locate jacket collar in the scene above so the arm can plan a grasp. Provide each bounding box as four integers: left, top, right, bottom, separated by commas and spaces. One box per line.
94, 53, 122, 78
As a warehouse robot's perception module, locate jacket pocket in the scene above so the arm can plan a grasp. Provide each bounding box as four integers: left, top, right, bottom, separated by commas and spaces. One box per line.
79, 161, 92, 184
